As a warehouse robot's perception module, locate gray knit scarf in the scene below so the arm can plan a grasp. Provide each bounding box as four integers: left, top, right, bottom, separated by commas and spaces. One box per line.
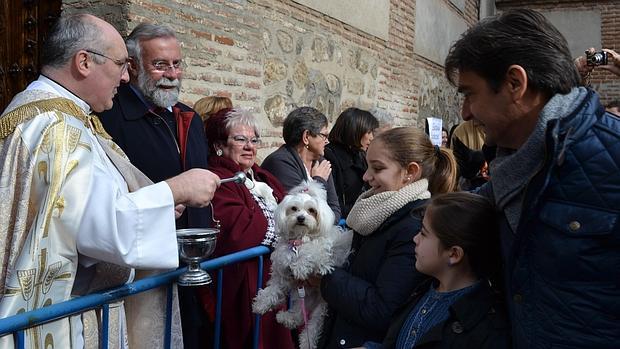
346, 179, 431, 236
490, 87, 588, 233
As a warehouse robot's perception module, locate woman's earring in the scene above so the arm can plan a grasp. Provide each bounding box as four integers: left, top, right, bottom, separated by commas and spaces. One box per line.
305, 144, 309, 149
216, 149, 223, 156
406, 175, 412, 182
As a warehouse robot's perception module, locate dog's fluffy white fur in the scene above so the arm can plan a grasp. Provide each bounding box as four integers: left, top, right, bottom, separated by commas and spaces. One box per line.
252, 181, 352, 349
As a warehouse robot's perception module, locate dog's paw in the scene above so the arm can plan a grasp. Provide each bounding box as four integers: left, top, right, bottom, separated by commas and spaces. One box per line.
252, 289, 274, 314
317, 264, 334, 276
252, 299, 269, 315
276, 310, 303, 329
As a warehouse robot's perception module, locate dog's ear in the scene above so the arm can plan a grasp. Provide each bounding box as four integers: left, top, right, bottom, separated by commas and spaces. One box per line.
316, 196, 335, 234
274, 196, 290, 238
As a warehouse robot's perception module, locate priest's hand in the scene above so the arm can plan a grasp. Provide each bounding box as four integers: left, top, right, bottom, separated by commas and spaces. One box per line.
174, 204, 186, 219
166, 169, 220, 208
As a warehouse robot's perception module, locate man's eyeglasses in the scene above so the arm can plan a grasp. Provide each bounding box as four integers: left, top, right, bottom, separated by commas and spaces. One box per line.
85, 49, 129, 74
230, 135, 261, 146
151, 60, 186, 73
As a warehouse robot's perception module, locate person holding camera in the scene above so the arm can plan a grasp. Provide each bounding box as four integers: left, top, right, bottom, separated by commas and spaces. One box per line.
575, 47, 620, 82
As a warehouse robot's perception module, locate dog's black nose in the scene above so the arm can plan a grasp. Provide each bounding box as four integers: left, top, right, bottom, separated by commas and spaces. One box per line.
296, 215, 305, 224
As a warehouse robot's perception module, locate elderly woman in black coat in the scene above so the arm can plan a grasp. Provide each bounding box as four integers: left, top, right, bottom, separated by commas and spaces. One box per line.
261, 106, 341, 220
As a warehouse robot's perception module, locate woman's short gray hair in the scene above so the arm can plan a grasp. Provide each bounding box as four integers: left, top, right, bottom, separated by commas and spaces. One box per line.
282, 107, 328, 146
126, 23, 177, 66
42, 14, 107, 68
225, 109, 261, 137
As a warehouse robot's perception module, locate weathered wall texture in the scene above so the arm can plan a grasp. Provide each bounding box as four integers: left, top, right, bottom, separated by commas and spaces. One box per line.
414, 0, 479, 129
496, 0, 620, 104
63, 0, 472, 156
60, 0, 620, 148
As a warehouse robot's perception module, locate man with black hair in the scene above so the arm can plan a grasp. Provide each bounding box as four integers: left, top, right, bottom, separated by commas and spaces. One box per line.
605, 100, 620, 115
446, 9, 620, 349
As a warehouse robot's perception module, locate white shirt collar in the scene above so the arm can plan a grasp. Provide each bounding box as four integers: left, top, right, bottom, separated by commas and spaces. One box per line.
27, 75, 92, 114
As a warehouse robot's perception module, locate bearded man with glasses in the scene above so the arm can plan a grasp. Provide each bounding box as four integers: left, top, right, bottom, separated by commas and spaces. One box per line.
96, 23, 213, 348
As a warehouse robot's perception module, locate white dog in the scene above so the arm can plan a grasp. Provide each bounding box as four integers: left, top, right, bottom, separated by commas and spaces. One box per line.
252, 181, 352, 349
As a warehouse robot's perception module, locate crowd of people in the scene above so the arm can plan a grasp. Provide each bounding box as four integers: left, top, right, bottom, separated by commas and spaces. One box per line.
0, 7, 619, 349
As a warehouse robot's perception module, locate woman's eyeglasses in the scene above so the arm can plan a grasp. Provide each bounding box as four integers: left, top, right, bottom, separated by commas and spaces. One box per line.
230, 135, 261, 146
316, 133, 329, 141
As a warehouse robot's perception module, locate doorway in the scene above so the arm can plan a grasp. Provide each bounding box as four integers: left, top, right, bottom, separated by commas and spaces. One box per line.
0, 0, 62, 112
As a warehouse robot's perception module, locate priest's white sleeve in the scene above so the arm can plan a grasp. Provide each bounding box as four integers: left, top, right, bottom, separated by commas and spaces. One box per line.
75, 136, 179, 270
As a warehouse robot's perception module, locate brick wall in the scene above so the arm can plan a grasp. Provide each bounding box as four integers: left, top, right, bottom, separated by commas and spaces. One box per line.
61, 0, 619, 154
64, 0, 451, 157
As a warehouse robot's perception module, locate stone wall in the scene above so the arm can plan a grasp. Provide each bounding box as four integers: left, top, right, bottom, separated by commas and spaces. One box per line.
496, 0, 620, 104
63, 0, 479, 158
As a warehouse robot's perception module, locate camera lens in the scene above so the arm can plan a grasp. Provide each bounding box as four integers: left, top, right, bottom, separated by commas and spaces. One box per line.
593, 53, 604, 64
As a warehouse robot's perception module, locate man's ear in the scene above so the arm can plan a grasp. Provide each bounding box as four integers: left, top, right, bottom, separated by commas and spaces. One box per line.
505, 64, 528, 102
74, 50, 92, 78
127, 57, 138, 76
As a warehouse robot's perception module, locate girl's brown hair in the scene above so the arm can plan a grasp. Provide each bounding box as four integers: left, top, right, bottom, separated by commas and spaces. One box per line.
426, 192, 500, 278
373, 127, 458, 194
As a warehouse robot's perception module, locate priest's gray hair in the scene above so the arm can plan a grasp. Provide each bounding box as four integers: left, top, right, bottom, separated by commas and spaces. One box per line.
126, 23, 177, 67
42, 14, 107, 68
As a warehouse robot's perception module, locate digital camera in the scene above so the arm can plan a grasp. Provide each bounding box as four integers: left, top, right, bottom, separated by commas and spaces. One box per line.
586, 50, 608, 66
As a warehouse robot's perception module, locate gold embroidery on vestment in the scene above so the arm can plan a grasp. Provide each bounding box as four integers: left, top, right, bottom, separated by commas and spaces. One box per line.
0, 97, 90, 139
41, 117, 65, 238
16, 268, 35, 301
66, 125, 81, 153
90, 114, 113, 140
37, 161, 48, 183
53, 196, 65, 218
44, 333, 54, 348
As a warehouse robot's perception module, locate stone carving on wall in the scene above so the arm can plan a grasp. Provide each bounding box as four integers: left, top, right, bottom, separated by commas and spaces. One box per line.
263, 58, 287, 85
262, 24, 379, 125
417, 69, 461, 128
276, 30, 294, 53
262, 31, 271, 50
264, 94, 289, 125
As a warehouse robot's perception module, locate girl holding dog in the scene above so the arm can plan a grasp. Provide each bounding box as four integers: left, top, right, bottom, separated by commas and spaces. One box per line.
317, 127, 458, 348
364, 192, 510, 348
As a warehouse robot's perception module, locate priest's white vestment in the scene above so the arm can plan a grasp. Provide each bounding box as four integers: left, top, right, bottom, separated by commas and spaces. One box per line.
0, 76, 183, 348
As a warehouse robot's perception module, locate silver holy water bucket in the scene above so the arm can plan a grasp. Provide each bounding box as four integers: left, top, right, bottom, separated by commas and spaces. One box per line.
175, 171, 246, 286
176, 228, 219, 286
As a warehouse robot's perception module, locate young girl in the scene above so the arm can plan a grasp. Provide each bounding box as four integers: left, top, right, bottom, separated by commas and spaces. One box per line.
371, 192, 510, 349
317, 127, 458, 348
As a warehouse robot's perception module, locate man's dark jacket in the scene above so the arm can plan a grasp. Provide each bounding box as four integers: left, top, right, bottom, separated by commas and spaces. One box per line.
98, 83, 211, 229
480, 90, 620, 348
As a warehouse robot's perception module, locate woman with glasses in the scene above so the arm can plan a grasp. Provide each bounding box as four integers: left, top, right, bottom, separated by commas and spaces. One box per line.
262, 106, 341, 220
202, 108, 295, 349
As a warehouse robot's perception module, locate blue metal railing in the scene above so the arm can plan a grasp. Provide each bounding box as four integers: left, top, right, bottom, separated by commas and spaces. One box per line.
0, 245, 271, 349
